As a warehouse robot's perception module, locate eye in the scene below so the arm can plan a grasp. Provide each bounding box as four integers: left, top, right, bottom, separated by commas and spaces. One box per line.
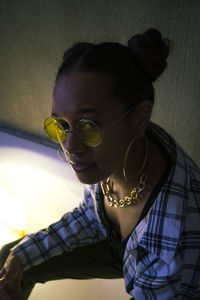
58, 119, 70, 130
85, 119, 100, 127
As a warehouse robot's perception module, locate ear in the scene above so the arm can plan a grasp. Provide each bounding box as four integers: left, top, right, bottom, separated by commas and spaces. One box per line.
132, 100, 153, 134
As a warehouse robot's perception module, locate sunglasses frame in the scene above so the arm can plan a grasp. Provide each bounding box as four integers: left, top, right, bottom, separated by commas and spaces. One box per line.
44, 118, 103, 147
44, 104, 136, 148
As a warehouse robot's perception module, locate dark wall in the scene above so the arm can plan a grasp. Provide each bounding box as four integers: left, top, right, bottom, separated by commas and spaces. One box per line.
0, 0, 199, 165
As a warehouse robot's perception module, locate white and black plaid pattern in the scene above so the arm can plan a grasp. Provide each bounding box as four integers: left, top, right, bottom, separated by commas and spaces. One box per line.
13, 122, 200, 299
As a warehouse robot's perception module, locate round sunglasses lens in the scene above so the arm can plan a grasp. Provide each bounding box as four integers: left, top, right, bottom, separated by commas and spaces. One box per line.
44, 118, 66, 143
77, 120, 101, 146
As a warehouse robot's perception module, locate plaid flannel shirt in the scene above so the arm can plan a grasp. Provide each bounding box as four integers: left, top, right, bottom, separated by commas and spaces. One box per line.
12, 122, 200, 299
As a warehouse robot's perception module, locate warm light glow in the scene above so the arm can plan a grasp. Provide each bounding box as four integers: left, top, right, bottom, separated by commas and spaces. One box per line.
0, 132, 127, 300
0, 186, 26, 248
0, 132, 84, 235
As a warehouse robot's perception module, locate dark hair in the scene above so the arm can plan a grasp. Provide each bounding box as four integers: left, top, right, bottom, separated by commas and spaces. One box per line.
55, 28, 170, 108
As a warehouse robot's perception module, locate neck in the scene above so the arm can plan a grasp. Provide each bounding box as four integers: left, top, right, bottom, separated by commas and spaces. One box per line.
109, 135, 152, 200
102, 133, 169, 209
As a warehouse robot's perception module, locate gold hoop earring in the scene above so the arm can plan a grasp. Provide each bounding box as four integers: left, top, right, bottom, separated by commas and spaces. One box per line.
123, 135, 148, 182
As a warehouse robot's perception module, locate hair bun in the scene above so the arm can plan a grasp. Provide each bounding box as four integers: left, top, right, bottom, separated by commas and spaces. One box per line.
128, 28, 170, 82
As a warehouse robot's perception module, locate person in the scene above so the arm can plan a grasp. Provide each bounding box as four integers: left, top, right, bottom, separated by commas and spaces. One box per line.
0, 28, 199, 300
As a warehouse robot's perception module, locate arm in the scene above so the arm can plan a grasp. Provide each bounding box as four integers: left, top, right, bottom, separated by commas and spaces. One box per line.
12, 185, 107, 270
0, 252, 24, 300
0, 185, 106, 297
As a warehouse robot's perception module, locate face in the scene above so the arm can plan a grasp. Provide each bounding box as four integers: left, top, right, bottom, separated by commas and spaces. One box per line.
53, 71, 140, 184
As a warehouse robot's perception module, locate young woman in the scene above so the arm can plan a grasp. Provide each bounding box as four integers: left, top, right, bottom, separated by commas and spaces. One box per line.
0, 28, 199, 300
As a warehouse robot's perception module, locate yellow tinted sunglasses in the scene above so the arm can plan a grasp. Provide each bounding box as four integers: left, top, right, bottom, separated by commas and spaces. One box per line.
44, 118, 102, 147
44, 105, 136, 147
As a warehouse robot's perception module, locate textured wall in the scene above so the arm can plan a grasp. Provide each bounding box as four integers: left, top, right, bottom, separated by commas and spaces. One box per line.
0, 1, 200, 299
0, 0, 199, 165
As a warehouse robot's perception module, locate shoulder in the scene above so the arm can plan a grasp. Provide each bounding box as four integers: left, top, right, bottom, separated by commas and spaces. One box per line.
125, 123, 200, 297
148, 121, 200, 178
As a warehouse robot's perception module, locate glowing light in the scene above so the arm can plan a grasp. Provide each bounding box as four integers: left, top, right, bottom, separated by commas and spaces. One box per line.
0, 186, 26, 248
0, 131, 83, 246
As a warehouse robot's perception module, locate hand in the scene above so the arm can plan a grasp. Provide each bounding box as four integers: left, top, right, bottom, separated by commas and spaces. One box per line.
0, 285, 24, 300
0, 252, 24, 300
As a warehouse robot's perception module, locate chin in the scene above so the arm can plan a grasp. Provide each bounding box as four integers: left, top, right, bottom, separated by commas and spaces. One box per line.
75, 174, 100, 185
74, 169, 106, 185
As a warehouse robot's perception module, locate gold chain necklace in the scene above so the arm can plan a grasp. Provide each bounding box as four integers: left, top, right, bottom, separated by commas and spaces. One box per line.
101, 173, 148, 208
101, 138, 152, 208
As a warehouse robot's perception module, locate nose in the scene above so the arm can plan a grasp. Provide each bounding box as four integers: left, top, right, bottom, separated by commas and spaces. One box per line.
63, 131, 86, 155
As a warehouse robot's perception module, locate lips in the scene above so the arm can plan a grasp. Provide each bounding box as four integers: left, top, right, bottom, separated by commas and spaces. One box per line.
69, 160, 97, 173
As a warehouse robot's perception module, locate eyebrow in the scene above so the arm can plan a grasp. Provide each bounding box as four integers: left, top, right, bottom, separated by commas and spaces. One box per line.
51, 109, 99, 118
76, 108, 99, 115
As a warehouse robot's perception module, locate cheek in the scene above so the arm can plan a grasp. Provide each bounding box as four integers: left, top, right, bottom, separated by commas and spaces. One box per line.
94, 132, 130, 170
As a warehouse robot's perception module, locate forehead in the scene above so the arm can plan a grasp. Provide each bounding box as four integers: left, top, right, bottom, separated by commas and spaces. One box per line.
53, 71, 123, 116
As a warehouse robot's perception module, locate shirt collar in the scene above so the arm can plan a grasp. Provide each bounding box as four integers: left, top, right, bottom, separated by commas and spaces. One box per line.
126, 122, 189, 264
